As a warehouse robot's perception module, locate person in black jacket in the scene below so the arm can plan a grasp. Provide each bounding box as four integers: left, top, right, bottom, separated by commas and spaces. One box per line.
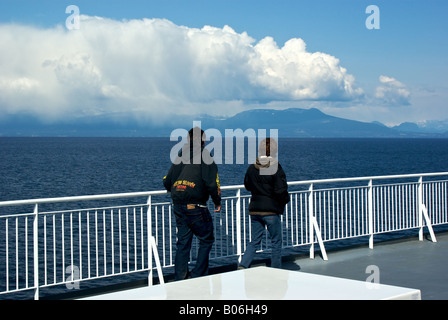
239, 138, 289, 269
163, 127, 221, 280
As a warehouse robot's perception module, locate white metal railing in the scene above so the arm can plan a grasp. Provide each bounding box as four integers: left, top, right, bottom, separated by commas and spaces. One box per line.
0, 172, 447, 299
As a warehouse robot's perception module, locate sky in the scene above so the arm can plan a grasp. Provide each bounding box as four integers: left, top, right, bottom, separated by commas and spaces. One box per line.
0, 0, 447, 128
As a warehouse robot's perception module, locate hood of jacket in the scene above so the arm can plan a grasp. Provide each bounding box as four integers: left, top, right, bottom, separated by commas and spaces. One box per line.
254, 156, 278, 169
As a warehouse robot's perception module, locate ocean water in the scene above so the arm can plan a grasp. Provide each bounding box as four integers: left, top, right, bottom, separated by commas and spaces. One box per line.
2, 137, 448, 202
1, 137, 448, 298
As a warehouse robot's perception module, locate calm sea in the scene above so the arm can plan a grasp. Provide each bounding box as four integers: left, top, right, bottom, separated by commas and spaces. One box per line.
2, 137, 448, 202
1, 137, 448, 298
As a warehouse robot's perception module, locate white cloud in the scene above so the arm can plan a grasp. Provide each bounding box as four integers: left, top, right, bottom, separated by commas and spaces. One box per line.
250, 37, 363, 101
375, 75, 411, 106
0, 16, 363, 123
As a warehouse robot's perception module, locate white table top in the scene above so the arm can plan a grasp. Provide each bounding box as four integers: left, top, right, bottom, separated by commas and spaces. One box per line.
80, 266, 421, 300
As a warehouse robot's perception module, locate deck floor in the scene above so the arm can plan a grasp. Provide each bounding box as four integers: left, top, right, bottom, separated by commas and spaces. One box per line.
283, 232, 448, 300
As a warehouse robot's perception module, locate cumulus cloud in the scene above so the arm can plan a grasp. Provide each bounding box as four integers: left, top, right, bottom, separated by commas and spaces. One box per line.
250, 37, 363, 101
0, 16, 363, 123
375, 75, 410, 106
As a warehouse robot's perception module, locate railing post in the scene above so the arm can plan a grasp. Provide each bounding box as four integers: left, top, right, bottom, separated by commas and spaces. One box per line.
308, 184, 314, 259
418, 177, 437, 243
308, 184, 328, 260
418, 176, 424, 241
149, 236, 165, 285
33, 204, 39, 300
236, 189, 242, 263
146, 195, 153, 286
368, 180, 374, 249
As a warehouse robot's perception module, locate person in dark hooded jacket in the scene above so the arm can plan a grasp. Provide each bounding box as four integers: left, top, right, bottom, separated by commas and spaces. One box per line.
239, 138, 289, 269
163, 127, 221, 280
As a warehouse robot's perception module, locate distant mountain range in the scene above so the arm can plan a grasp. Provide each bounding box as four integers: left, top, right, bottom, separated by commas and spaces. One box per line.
1, 107, 447, 138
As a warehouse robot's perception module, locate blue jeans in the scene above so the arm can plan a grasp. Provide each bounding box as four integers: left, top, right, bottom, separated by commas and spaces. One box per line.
173, 204, 214, 281
240, 215, 282, 269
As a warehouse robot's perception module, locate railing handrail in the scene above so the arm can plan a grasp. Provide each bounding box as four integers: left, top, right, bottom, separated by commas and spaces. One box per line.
287, 172, 448, 186
1, 171, 447, 208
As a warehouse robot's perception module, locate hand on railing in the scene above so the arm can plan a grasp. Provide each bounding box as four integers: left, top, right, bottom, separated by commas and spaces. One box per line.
214, 204, 222, 212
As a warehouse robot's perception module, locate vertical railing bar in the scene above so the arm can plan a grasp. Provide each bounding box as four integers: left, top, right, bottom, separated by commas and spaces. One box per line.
231, 199, 234, 254
388, 185, 392, 231
119, 208, 122, 274
111, 209, 114, 275
79, 211, 82, 280
6, 218, 9, 292
434, 182, 437, 224
331, 190, 335, 240
395, 185, 404, 230
140, 206, 144, 270
126, 207, 129, 273
25, 216, 28, 289
169, 204, 173, 266
44, 215, 47, 286
294, 194, 298, 245
225, 200, 229, 256
241, 198, 245, 252
442, 182, 448, 223
219, 201, 223, 257
155, 207, 159, 252
286, 196, 289, 246
368, 180, 374, 248
344, 189, 348, 238
61, 213, 65, 286
418, 177, 423, 240
361, 187, 364, 235
406, 184, 410, 228
161, 206, 166, 267
349, 189, 352, 237
16, 217, 19, 290
399, 185, 402, 229
33, 204, 39, 300
290, 195, 294, 245
146, 195, 152, 286
391, 186, 395, 230
404, 184, 407, 228
87, 210, 91, 279
437, 182, 440, 224
103, 209, 107, 276
382, 186, 386, 232
394, 185, 400, 230
300, 193, 304, 244
236, 189, 242, 262
95, 210, 99, 278
321, 191, 325, 241
133, 207, 137, 271
70, 212, 74, 284
52, 215, 56, 284
358, 188, 362, 236
309, 184, 314, 259
336, 189, 339, 239
384, 186, 388, 231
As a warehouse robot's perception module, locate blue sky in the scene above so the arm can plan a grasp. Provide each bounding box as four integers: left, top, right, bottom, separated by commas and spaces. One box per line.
0, 0, 447, 127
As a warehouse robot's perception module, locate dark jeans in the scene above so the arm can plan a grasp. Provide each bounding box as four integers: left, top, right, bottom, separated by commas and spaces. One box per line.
173, 204, 214, 281
239, 214, 282, 269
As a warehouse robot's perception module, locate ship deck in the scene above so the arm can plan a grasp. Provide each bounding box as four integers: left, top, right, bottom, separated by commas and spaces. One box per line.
73, 231, 448, 300
282, 232, 448, 300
